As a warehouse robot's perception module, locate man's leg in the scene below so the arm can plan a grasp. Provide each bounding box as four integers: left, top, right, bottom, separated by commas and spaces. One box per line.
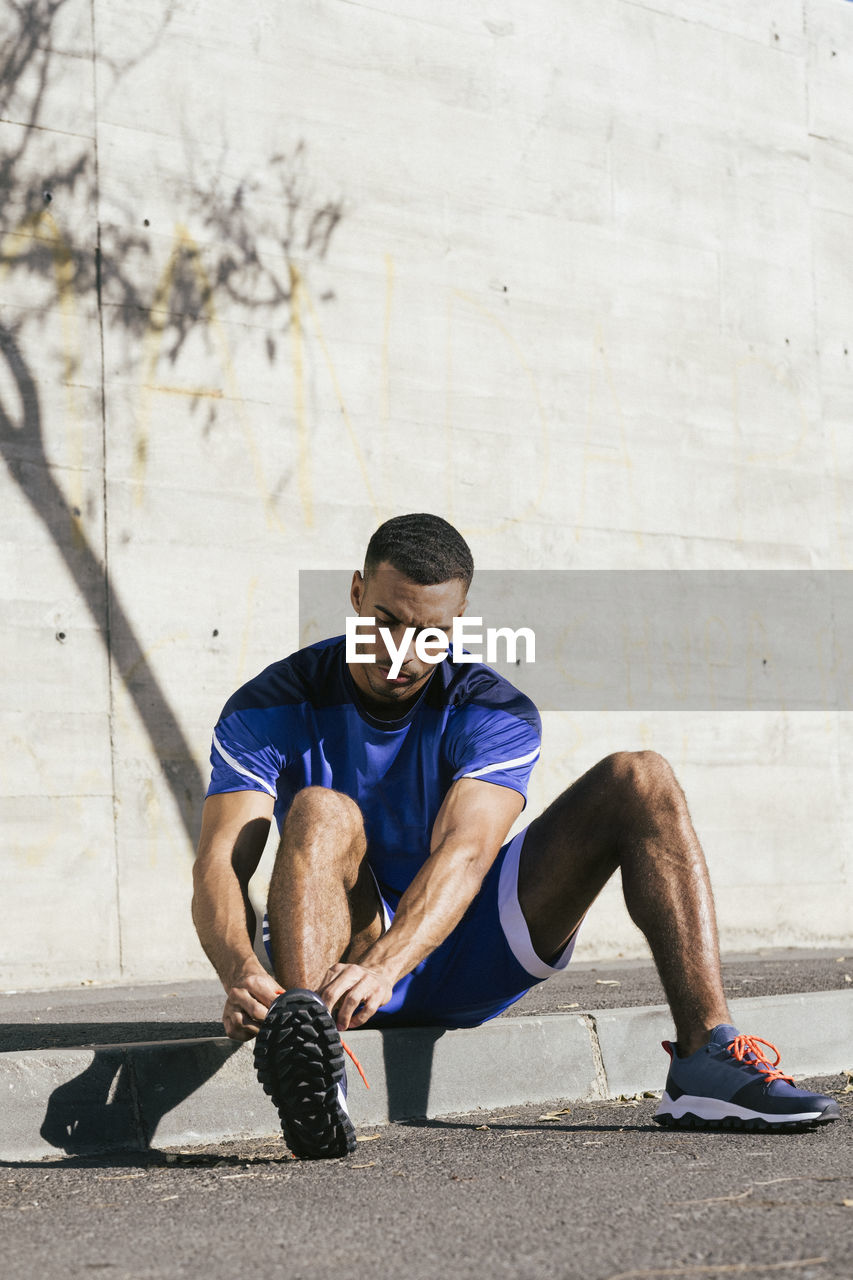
256, 786, 383, 1160
517, 750, 840, 1129
266, 786, 384, 990
518, 750, 729, 1055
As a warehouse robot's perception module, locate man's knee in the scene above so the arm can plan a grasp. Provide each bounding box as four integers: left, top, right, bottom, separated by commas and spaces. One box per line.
283, 786, 365, 846
601, 750, 680, 806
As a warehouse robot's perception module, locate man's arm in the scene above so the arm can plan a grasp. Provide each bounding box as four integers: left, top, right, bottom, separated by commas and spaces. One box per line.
319, 777, 524, 1030
192, 790, 282, 1040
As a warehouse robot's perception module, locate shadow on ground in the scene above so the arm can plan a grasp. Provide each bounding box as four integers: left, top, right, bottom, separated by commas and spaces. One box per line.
34, 1039, 242, 1157
0, 1022, 224, 1052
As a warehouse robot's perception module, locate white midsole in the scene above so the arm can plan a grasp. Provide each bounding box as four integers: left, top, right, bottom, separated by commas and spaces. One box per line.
655, 1091, 823, 1124
337, 1082, 350, 1118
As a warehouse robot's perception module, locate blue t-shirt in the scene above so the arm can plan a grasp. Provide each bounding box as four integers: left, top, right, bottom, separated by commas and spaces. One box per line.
207, 636, 541, 902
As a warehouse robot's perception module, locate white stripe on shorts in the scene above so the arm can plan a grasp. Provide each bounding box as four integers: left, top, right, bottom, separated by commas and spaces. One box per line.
497, 827, 578, 979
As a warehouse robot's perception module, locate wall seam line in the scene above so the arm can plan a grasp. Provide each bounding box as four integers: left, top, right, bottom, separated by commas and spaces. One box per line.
89, 0, 123, 977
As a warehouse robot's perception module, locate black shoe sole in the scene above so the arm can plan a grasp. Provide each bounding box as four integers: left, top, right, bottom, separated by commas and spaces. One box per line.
654, 1106, 841, 1133
254, 988, 357, 1160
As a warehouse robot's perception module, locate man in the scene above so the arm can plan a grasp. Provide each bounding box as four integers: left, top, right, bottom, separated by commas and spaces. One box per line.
192, 513, 839, 1158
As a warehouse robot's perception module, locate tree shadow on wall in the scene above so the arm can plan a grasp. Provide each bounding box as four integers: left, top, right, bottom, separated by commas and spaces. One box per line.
0, 0, 345, 851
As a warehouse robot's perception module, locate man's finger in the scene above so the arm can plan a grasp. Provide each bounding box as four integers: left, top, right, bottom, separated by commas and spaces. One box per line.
222, 988, 271, 1040
319, 970, 360, 1011
336, 987, 367, 1030
225, 1015, 262, 1042
235, 990, 272, 1023
245, 977, 284, 1007
329, 989, 360, 1031
348, 992, 380, 1029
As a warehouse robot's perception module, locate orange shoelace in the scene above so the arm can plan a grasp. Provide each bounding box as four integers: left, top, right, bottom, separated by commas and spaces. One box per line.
727, 1034, 794, 1084
342, 1039, 370, 1089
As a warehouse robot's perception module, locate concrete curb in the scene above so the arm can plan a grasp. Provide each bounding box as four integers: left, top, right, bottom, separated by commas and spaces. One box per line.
594, 990, 853, 1099
2, 991, 851, 1162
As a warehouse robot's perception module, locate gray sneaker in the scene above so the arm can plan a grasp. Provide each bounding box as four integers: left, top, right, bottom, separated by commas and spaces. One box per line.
654, 1024, 841, 1131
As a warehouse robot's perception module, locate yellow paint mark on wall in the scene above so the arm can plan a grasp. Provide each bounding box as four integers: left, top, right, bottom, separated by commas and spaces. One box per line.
288, 261, 313, 526
134, 225, 284, 532
144, 384, 225, 400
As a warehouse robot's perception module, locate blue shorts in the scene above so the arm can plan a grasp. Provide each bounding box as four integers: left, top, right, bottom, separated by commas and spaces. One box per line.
265, 826, 580, 1030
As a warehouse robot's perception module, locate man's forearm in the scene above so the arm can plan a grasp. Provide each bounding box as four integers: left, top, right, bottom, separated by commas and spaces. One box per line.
358, 839, 487, 985
318, 778, 522, 1031
191, 858, 263, 989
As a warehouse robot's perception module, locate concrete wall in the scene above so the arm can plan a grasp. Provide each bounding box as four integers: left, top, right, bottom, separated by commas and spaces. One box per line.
2, 0, 852, 991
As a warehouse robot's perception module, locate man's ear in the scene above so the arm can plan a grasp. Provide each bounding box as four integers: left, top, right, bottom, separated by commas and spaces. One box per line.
350, 570, 365, 614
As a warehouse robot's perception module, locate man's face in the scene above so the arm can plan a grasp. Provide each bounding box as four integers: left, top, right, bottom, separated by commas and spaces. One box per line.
348, 562, 468, 712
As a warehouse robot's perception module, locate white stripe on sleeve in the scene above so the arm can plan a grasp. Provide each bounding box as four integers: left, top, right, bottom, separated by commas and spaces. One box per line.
212, 730, 277, 797
461, 744, 540, 780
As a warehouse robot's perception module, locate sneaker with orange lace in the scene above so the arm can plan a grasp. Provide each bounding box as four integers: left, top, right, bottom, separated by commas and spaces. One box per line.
653, 1024, 841, 1130
254, 988, 369, 1159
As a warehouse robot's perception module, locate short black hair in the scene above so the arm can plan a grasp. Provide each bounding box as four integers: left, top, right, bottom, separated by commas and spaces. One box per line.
364, 513, 474, 589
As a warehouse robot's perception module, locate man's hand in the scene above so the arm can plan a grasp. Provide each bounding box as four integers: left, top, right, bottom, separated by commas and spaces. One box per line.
318, 961, 394, 1031
222, 966, 283, 1041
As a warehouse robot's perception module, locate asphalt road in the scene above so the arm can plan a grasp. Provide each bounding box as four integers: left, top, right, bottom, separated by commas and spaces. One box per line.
3, 1075, 851, 1280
